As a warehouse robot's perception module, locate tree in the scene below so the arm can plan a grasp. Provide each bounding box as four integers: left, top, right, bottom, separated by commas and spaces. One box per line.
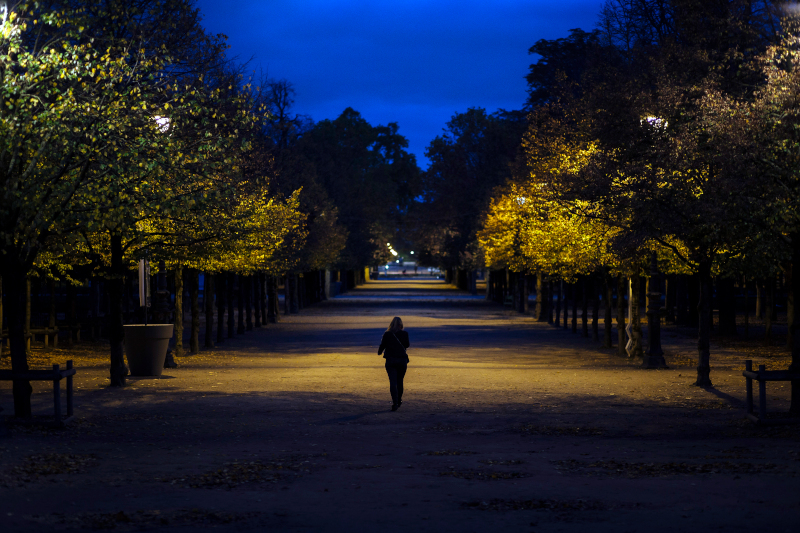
259, 79, 346, 274
298, 108, 420, 270
413, 108, 526, 273
0, 1, 201, 414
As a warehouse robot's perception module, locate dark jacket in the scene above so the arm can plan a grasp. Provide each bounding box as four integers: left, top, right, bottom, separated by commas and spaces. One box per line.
378, 330, 410, 364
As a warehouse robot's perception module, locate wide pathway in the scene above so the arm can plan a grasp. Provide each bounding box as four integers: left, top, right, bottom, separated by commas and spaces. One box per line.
0, 278, 797, 532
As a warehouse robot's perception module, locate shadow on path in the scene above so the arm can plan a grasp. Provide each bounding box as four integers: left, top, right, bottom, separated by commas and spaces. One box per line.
318, 410, 389, 424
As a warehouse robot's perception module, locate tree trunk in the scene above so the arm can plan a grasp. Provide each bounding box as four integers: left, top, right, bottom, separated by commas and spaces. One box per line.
107, 234, 126, 387
591, 276, 599, 342
25, 278, 31, 354
603, 273, 613, 349
695, 260, 713, 387
563, 281, 569, 329
555, 280, 562, 327
548, 281, 555, 324
0, 275, 3, 359
581, 277, 589, 338
227, 272, 235, 338
519, 274, 529, 314
237, 274, 245, 334
204, 273, 215, 348
3, 259, 32, 416
245, 275, 253, 331
260, 273, 268, 324
254, 274, 262, 328
534, 273, 544, 321
630, 275, 643, 358
789, 233, 800, 413
270, 275, 281, 322
173, 267, 184, 358
216, 273, 226, 344
787, 266, 793, 350
189, 269, 200, 354
571, 283, 578, 333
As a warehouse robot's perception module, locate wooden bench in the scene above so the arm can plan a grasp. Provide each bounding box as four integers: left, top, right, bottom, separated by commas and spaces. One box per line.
56, 323, 82, 344
2, 328, 61, 352
28, 327, 60, 350
0, 360, 76, 428
742, 359, 800, 425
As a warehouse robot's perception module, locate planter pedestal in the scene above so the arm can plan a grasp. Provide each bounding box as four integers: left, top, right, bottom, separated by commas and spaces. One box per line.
123, 324, 174, 377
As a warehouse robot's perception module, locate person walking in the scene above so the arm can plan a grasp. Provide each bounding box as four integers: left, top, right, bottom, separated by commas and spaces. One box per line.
378, 316, 410, 411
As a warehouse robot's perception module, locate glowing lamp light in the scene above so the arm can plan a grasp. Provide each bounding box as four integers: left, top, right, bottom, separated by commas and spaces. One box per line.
410, 251, 414, 254
641, 116, 667, 129
153, 115, 171, 133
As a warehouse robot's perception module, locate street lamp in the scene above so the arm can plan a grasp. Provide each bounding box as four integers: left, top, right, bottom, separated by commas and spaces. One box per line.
639, 113, 668, 369
641, 116, 667, 129
153, 115, 171, 133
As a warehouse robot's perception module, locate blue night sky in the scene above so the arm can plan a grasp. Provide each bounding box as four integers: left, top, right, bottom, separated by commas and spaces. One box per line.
194, 1, 606, 167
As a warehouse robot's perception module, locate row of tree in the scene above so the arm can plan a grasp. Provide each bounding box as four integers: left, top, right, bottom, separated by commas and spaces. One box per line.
0, 0, 420, 417
412, 0, 800, 412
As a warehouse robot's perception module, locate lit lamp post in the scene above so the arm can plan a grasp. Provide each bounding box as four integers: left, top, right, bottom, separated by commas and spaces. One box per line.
121, 114, 175, 376
640, 115, 668, 368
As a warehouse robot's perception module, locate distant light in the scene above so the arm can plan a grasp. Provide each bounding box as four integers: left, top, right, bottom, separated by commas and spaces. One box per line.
410, 251, 414, 255
390, 250, 398, 256
396, 260, 400, 263
516, 197, 526, 206
386, 243, 391, 247
385, 265, 389, 269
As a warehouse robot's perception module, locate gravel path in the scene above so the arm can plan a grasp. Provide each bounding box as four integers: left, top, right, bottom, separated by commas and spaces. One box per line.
1, 278, 798, 532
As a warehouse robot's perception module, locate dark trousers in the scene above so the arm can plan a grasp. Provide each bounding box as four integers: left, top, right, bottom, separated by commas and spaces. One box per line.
385, 363, 407, 405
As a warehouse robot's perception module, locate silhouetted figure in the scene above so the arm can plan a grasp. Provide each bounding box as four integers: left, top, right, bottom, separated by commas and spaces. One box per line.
378, 316, 410, 411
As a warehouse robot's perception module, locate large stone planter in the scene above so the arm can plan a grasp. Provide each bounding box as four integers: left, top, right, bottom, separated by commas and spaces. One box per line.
123, 324, 174, 377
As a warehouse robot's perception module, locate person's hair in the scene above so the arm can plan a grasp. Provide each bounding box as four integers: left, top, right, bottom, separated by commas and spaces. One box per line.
387, 317, 404, 332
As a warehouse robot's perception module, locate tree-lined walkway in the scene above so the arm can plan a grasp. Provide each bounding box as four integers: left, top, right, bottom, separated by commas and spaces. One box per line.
1, 278, 798, 532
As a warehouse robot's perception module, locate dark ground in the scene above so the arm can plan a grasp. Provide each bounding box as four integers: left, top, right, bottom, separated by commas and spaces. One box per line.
0, 278, 798, 532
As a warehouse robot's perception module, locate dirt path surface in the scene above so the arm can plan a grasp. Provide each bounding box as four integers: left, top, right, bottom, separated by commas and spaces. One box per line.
1, 278, 799, 532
